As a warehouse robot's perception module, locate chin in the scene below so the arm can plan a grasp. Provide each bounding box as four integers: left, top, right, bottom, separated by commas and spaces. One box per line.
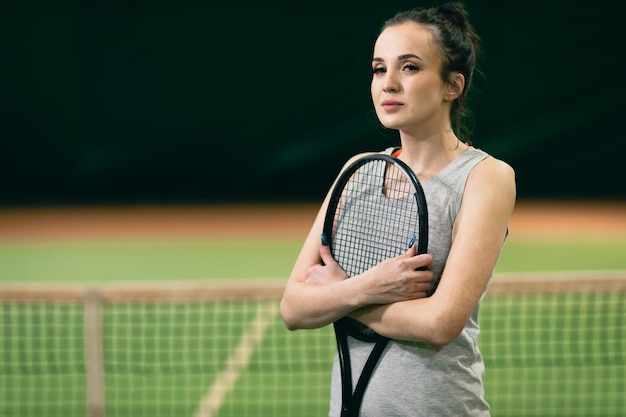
378, 120, 402, 131
376, 114, 403, 130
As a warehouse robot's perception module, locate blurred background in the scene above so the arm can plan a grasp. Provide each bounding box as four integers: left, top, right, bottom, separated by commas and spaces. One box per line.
1, 3, 625, 416
1, 1, 624, 206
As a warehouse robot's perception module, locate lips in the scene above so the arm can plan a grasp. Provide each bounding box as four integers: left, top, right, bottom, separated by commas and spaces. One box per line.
381, 100, 402, 110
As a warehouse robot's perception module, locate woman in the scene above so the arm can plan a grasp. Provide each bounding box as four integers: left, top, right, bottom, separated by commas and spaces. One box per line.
280, 2, 516, 415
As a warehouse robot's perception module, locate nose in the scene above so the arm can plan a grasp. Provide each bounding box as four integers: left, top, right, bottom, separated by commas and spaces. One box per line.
383, 70, 401, 94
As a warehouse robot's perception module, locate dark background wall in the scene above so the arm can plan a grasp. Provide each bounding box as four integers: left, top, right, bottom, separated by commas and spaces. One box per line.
1, 1, 623, 205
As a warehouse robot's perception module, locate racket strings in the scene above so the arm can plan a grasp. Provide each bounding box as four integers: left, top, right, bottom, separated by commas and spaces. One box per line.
332, 161, 420, 278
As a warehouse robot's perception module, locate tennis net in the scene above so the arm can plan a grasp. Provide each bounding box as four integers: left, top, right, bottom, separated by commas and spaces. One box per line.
0, 272, 624, 417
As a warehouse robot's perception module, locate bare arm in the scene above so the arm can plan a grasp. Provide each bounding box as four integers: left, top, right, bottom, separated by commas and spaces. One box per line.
350, 157, 516, 345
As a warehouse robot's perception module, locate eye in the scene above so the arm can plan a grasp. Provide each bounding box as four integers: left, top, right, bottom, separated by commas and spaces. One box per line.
372, 66, 386, 75
402, 63, 420, 72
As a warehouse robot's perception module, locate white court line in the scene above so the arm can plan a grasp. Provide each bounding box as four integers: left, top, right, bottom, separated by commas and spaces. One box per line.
193, 301, 279, 417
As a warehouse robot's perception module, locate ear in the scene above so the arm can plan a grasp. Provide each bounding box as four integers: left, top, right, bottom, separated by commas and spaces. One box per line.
445, 72, 465, 101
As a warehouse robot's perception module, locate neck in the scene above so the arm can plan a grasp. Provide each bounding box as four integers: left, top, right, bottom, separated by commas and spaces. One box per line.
396, 130, 467, 183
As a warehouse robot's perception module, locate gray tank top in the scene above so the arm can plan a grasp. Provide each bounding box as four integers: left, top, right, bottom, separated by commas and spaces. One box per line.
328, 146, 493, 417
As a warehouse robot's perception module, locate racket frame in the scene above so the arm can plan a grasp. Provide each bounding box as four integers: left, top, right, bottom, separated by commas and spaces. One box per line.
322, 153, 429, 417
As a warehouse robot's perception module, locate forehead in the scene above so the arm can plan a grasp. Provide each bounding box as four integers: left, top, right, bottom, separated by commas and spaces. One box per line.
373, 22, 439, 62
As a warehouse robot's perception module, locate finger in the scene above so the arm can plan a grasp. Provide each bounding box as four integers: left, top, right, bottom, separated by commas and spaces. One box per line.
414, 281, 433, 292
412, 253, 433, 271
403, 242, 417, 257
319, 233, 335, 266
413, 291, 429, 299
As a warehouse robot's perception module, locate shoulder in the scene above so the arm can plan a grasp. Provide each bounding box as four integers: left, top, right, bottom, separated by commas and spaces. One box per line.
453, 154, 516, 242
466, 155, 516, 203
343, 147, 397, 166
346, 151, 375, 164
472, 155, 515, 183
339, 150, 380, 172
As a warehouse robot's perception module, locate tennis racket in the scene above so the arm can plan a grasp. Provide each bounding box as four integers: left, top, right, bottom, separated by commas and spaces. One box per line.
323, 153, 430, 417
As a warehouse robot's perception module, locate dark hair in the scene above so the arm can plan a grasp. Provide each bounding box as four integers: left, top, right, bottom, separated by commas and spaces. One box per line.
381, 2, 480, 142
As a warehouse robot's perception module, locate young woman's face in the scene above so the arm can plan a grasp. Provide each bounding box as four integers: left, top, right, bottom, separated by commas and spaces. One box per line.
371, 22, 452, 133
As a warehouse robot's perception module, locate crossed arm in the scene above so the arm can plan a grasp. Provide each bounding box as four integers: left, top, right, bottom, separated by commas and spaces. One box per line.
280, 156, 515, 346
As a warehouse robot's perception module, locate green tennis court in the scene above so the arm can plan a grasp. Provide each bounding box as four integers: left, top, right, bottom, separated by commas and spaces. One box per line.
1, 229, 625, 416
1, 237, 625, 283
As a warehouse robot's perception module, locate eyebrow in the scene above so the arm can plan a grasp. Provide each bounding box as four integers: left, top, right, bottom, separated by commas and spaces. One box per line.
372, 54, 424, 62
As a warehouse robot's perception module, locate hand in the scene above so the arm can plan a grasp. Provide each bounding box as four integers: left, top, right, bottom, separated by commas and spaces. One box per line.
359, 244, 434, 305
305, 234, 348, 286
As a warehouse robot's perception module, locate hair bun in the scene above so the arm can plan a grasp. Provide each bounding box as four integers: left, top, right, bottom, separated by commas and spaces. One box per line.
437, 2, 469, 31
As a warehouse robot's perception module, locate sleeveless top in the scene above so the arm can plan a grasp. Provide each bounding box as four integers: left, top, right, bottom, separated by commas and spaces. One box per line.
328, 146, 494, 417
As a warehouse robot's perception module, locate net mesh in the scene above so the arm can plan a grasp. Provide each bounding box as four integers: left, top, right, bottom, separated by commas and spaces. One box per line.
481, 287, 625, 416
0, 303, 86, 417
0, 276, 624, 417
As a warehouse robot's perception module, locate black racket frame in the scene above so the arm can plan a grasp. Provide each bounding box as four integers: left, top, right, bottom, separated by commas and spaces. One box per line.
322, 154, 430, 417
